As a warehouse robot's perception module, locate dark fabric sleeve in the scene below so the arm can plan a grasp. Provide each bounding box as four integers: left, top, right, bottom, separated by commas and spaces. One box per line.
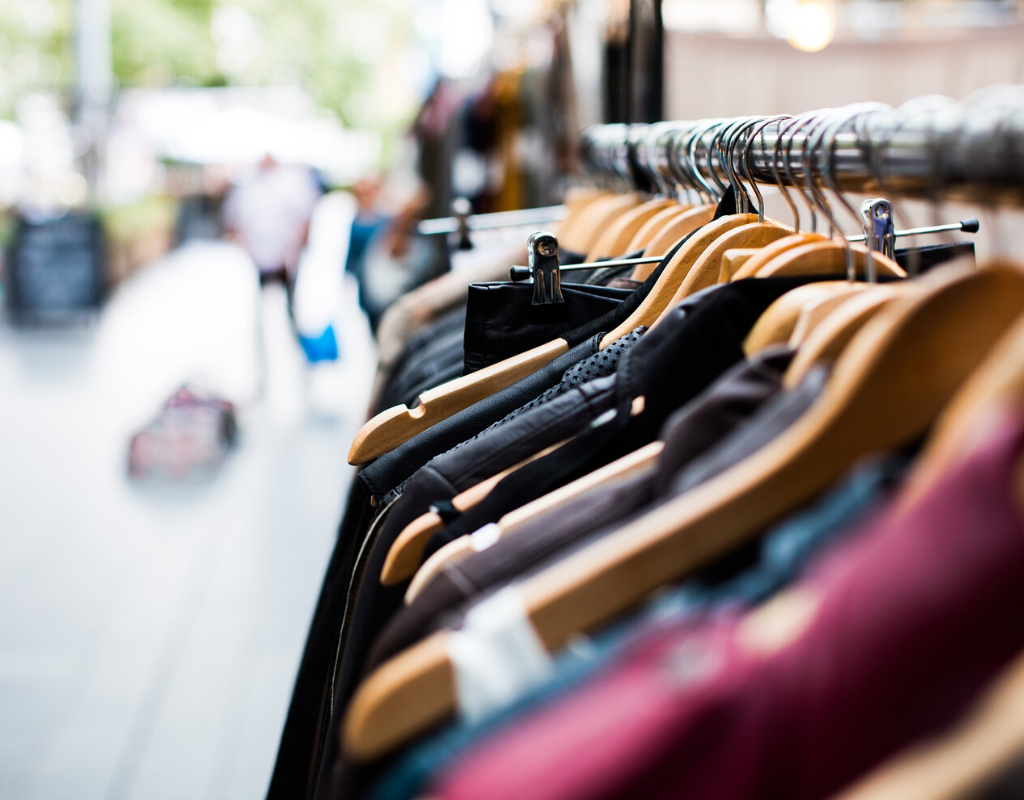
653, 346, 795, 494
358, 334, 603, 501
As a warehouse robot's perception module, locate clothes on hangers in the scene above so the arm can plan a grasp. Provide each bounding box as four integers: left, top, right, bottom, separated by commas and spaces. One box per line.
431, 413, 1024, 800
341, 278, 832, 716
354, 452, 907, 800
363, 345, 799, 670
269, 89, 1006, 800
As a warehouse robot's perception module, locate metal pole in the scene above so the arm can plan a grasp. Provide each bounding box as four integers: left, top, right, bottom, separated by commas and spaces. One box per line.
75, 0, 112, 201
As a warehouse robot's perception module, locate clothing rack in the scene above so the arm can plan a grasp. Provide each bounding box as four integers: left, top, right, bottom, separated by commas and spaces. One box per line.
578, 90, 1024, 206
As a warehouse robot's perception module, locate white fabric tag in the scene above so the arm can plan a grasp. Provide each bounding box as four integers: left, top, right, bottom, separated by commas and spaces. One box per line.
469, 523, 501, 552
447, 587, 555, 722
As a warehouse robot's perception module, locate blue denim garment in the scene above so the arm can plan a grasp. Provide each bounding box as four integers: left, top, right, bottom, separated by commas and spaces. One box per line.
366, 454, 908, 800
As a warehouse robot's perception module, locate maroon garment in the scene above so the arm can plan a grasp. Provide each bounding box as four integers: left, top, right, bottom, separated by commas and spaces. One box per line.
434, 410, 1024, 800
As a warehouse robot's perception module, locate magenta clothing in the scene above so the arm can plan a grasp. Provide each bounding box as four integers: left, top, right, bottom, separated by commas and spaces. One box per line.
434, 411, 1024, 800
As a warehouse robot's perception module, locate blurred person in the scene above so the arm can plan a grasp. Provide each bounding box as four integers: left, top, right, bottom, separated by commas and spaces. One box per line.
346, 174, 386, 314
222, 153, 322, 322
345, 161, 436, 331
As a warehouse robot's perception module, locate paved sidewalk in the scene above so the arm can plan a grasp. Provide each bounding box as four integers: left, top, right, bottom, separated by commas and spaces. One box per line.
0, 195, 375, 800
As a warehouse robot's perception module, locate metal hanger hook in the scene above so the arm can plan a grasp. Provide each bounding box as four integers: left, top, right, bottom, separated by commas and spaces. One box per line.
687, 119, 727, 201
728, 116, 770, 216
782, 112, 823, 234
743, 115, 791, 224
719, 117, 758, 212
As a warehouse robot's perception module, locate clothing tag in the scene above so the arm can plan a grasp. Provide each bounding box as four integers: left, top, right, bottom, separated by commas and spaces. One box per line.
448, 587, 555, 722
469, 523, 501, 552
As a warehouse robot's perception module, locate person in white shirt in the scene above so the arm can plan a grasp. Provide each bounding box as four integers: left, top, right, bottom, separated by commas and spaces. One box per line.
222, 154, 322, 321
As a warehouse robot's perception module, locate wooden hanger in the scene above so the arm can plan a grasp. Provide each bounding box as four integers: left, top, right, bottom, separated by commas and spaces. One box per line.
343, 264, 1024, 761
554, 188, 614, 246
730, 233, 827, 280
633, 204, 717, 278
598, 212, 764, 345
787, 284, 876, 346
643, 218, 804, 322
349, 340, 570, 465
754, 241, 906, 279
900, 264, 1024, 511
783, 284, 906, 388
624, 203, 689, 253
584, 198, 676, 261
404, 441, 665, 603
743, 282, 869, 355
559, 192, 640, 255
380, 439, 569, 585
682, 219, 796, 290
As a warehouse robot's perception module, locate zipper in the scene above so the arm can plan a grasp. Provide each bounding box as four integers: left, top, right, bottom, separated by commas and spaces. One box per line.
312, 494, 398, 785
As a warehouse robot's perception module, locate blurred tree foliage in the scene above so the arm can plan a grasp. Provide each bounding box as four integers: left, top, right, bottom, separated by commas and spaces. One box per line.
0, 0, 416, 128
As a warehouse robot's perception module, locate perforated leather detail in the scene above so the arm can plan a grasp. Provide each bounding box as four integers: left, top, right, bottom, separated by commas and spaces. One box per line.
389, 327, 648, 497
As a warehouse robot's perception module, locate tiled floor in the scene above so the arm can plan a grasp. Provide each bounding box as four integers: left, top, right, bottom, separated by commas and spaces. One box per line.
0, 200, 374, 799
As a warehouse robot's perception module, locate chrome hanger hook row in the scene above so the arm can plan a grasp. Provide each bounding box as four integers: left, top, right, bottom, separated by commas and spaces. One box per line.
820, 104, 891, 281
668, 122, 707, 203
796, 109, 840, 238
727, 117, 769, 215
508, 217, 979, 281
743, 115, 792, 224
719, 117, 761, 211
783, 111, 825, 234
686, 119, 728, 201
701, 119, 734, 198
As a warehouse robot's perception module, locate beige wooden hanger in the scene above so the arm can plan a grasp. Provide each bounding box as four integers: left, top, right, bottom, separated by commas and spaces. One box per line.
633, 204, 717, 277
899, 265, 1024, 511
674, 219, 795, 293
731, 233, 828, 279
787, 284, 874, 347
348, 340, 572, 465
404, 441, 665, 603
584, 198, 676, 261
720, 248, 758, 281
553, 187, 614, 247
754, 241, 905, 280
559, 192, 640, 254
344, 264, 1024, 761
598, 211, 764, 344
743, 282, 869, 355
783, 284, 907, 388
346, 264, 1024, 762
624, 203, 689, 253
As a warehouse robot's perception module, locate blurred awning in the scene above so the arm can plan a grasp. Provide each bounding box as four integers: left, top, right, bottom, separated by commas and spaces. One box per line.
118, 87, 380, 182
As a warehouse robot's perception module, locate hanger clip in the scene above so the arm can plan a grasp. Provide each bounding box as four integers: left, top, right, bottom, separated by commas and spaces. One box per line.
860, 198, 896, 261
527, 231, 564, 305
452, 197, 473, 251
